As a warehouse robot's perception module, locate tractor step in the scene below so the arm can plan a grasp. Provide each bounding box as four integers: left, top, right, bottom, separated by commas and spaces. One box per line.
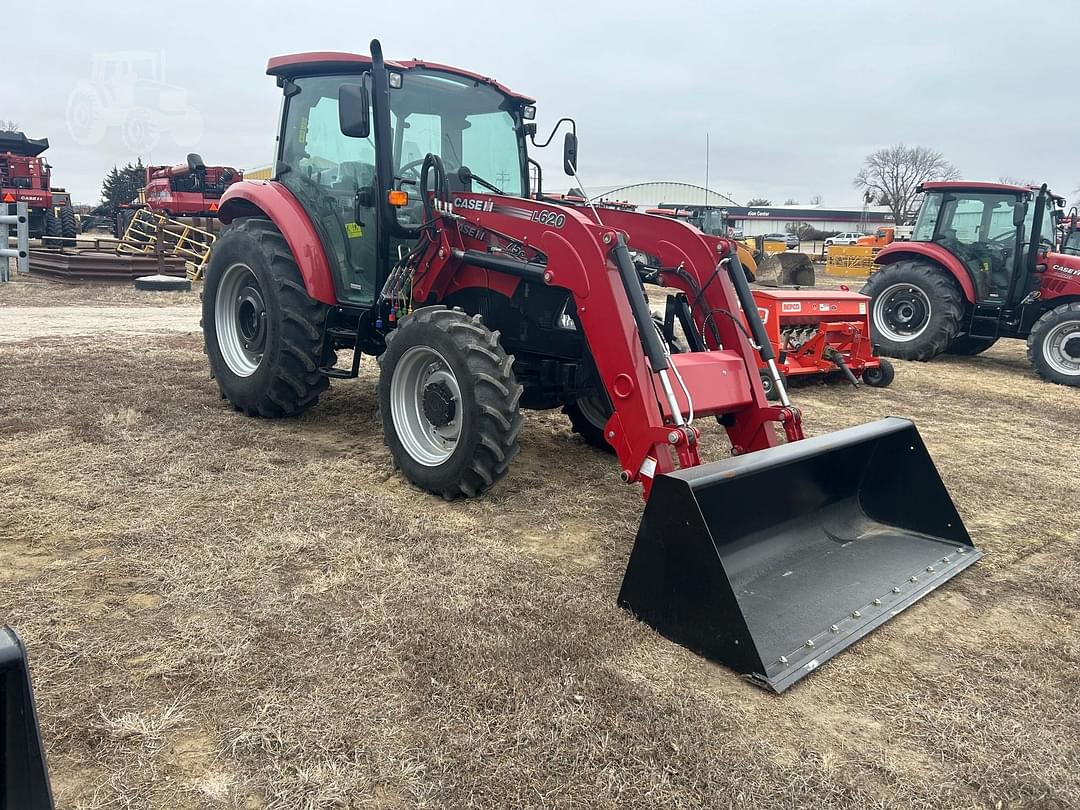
967, 304, 1004, 338
319, 326, 362, 378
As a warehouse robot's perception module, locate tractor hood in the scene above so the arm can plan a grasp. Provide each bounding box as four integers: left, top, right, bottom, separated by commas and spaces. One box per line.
0, 131, 49, 157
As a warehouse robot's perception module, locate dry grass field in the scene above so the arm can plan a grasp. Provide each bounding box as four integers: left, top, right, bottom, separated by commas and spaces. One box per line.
1, 275, 1078, 809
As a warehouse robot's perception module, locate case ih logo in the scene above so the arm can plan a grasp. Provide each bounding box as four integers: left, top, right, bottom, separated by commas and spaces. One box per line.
1051, 264, 1080, 276
453, 198, 494, 212
757, 307, 769, 324
781, 301, 802, 313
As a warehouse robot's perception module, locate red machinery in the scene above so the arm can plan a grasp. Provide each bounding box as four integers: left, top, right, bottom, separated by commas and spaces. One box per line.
200, 40, 980, 692
115, 153, 241, 236
0, 131, 76, 244
864, 181, 1080, 385
752, 288, 893, 397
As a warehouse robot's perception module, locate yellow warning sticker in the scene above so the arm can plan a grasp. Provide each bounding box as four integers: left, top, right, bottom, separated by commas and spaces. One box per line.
345, 222, 363, 239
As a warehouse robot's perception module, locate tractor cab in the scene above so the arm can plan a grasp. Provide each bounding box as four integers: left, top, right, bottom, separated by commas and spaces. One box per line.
266, 52, 539, 308
909, 181, 1058, 307
1063, 207, 1080, 256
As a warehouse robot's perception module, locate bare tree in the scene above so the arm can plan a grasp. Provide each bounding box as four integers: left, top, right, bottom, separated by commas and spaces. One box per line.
0, 119, 19, 133
809, 194, 824, 206
998, 175, 1036, 187
854, 144, 960, 225
746, 197, 772, 206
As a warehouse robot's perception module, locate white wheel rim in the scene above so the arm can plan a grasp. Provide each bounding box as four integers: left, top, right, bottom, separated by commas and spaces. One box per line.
391, 346, 462, 466
1042, 320, 1080, 376
873, 283, 932, 343
215, 262, 266, 377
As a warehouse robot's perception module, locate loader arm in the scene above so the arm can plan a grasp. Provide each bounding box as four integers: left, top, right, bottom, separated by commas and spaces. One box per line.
408, 192, 799, 495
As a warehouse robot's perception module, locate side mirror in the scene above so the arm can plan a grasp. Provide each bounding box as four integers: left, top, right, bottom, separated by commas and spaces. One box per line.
339, 83, 371, 138
563, 132, 578, 176
1013, 202, 1027, 228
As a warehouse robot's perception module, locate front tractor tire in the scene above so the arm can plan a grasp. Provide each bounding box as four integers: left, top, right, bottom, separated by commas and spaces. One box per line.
202, 217, 330, 417
60, 205, 78, 247
43, 210, 61, 243
379, 306, 523, 499
1027, 302, 1080, 387
861, 261, 964, 361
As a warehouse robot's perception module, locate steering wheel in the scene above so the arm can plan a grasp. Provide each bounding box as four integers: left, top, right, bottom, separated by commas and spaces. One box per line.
395, 155, 460, 185
395, 158, 427, 184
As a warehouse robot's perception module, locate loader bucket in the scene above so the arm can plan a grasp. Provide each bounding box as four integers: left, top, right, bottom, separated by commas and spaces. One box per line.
1, 626, 54, 810
618, 417, 980, 693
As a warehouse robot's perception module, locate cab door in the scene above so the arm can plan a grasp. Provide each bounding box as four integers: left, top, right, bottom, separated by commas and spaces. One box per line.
277, 74, 380, 307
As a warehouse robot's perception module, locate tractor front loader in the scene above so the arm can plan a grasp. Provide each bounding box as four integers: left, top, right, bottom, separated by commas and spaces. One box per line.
1, 626, 55, 810
202, 40, 980, 691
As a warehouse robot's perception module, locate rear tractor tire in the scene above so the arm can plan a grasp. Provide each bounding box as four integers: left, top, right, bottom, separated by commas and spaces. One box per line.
564, 390, 615, 453
861, 260, 963, 361
379, 306, 524, 499
1026, 302, 1080, 387
563, 313, 679, 453
946, 334, 998, 356
861, 358, 895, 388
202, 217, 330, 417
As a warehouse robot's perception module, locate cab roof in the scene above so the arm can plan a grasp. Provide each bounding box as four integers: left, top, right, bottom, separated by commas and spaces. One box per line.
919, 181, 1065, 205
920, 180, 1041, 195
266, 52, 535, 104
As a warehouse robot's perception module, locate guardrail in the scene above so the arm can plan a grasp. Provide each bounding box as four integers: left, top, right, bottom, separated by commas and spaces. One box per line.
825, 244, 878, 278
1, 201, 29, 282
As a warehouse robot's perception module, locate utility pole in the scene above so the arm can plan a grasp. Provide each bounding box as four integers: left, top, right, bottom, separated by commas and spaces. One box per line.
704, 133, 710, 203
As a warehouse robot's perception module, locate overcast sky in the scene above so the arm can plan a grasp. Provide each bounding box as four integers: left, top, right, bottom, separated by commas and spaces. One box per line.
7, 0, 1077, 206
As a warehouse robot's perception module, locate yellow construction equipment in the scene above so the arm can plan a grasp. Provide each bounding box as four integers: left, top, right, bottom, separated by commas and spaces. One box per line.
826, 244, 878, 277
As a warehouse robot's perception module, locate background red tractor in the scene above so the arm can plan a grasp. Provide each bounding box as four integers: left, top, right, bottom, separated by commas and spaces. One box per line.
199, 40, 979, 693
862, 181, 1080, 386
0, 131, 76, 245
115, 153, 242, 236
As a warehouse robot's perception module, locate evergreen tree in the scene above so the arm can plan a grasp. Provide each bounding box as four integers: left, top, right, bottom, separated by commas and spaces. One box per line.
99, 159, 146, 218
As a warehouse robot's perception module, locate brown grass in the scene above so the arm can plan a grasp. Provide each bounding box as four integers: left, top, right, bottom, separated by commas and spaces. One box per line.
1, 279, 1078, 809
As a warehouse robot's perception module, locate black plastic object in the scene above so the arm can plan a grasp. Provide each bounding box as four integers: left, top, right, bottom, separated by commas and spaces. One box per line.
1, 626, 54, 810
618, 417, 981, 693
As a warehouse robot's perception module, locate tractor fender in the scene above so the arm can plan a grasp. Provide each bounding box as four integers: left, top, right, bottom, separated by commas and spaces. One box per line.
217, 181, 336, 305
874, 243, 976, 304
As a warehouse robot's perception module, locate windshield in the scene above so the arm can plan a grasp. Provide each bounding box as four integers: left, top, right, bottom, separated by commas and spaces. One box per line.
389, 69, 525, 196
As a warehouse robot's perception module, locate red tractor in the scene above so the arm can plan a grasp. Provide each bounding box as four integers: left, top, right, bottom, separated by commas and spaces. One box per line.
201, 40, 980, 692
1061, 206, 1079, 256
862, 181, 1080, 386
0, 131, 77, 245
115, 153, 242, 236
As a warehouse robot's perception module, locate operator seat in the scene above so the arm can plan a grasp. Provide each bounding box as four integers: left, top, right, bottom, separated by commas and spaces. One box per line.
334, 161, 376, 192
